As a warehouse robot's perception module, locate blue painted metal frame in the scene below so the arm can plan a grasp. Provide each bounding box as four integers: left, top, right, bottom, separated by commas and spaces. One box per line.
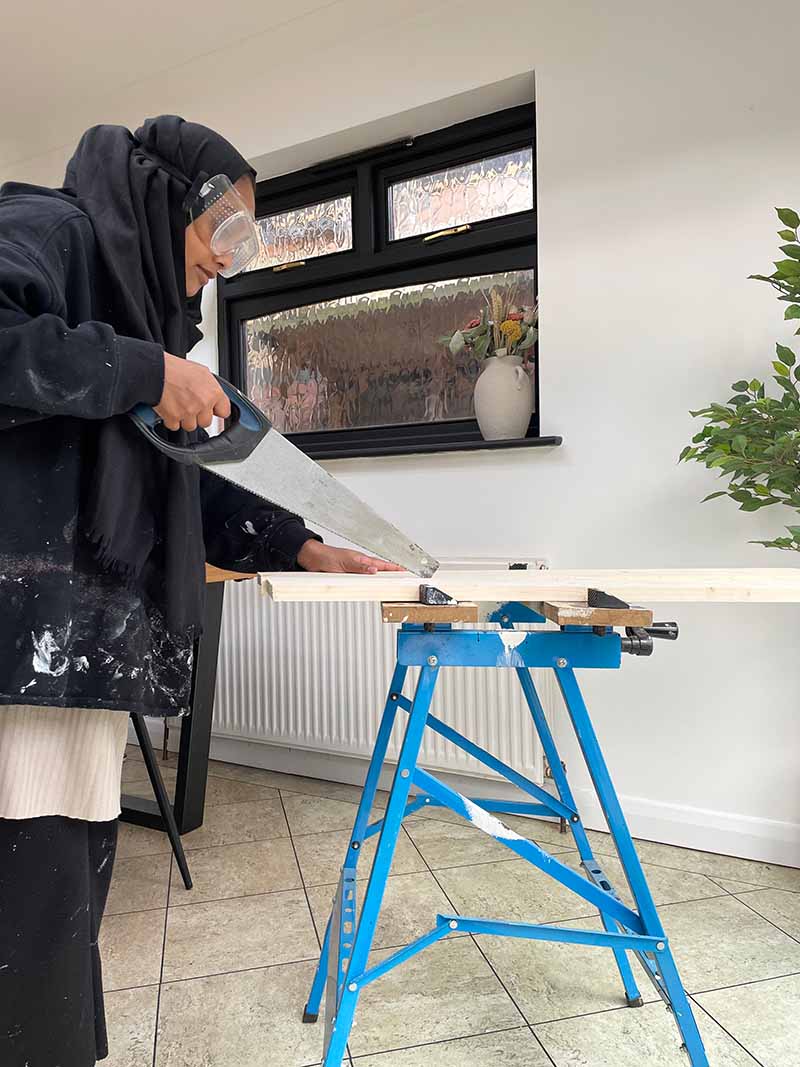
304, 604, 709, 1067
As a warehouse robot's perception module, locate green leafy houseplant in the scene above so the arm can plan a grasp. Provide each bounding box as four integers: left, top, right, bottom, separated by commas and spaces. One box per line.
680, 208, 800, 552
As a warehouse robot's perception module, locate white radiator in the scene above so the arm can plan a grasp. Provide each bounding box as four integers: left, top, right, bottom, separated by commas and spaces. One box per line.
213, 580, 557, 786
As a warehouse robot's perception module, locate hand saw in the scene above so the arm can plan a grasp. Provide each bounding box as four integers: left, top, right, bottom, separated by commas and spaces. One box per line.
129, 375, 438, 577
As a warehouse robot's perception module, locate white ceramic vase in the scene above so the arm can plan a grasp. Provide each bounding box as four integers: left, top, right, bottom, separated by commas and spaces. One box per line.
473, 349, 533, 441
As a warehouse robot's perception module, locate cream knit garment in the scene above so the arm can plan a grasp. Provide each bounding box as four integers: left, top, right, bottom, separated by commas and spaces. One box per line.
0, 706, 129, 821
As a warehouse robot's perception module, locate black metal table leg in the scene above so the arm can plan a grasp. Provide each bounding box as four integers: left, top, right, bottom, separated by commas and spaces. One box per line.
121, 581, 226, 836
131, 714, 193, 890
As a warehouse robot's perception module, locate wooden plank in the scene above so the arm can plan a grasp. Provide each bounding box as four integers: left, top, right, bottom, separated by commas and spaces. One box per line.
535, 601, 654, 628
381, 602, 480, 624
259, 568, 800, 604
205, 564, 257, 584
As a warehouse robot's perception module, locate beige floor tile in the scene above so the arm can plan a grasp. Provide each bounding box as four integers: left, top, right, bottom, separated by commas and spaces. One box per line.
629, 840, 800, 891
307, 871, 456, 951
116, 821, 172, 859
535, 999, 759, 1066
104, 985, 159, 1067
731, 888, 800, 940
156, 961, 322, 1066
478, 917, 635, 1023
695, 973, 800, 1067
347, 937, 523, 1057
208, 757, 388, 807
162, 890, 318, 981
352, 1026, 549, 1065
660, 895, 800, 993
180, 798, 289, 850
503, 815, 617, 856
106, 853, 171, 915
283, 792, 384, 837
123, 768, 278, 807
565, 851, 726, 909
293, 826, 425, 887
121, 757, 148, 784
169, 838, 302, 905
100, 910, 165, 991
436, 856, 592, 925
406, 816, 571, 870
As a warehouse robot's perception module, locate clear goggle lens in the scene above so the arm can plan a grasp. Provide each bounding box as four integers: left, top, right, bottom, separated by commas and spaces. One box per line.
188, 173, 260, 278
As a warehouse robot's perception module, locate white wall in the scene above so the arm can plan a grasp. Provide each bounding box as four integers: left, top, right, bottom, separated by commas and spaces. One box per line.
9, 0, 800, 862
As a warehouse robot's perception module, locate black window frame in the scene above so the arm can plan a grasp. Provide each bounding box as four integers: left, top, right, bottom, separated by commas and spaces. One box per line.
217, 102, 559, 459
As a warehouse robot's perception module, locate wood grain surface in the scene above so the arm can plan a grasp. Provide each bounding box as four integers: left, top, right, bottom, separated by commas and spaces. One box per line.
259, 568, 800, 604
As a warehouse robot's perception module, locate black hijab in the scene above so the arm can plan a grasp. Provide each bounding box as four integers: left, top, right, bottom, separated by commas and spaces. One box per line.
62, 116, 255, 636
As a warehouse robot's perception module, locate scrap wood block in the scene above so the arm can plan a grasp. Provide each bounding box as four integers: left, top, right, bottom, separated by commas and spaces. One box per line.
534, 601, 654, 628
381, 601, 480, 624
205, 564, 257, 584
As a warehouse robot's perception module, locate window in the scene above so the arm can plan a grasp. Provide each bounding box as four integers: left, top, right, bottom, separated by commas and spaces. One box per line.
218, 103, 553, 458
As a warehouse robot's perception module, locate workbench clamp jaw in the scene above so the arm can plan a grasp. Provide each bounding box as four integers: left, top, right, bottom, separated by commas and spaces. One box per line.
621, 622, 679, 656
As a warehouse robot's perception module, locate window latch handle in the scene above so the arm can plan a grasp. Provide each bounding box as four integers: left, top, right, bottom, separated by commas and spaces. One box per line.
422, 223, 472, 244
273, 260, 307, 273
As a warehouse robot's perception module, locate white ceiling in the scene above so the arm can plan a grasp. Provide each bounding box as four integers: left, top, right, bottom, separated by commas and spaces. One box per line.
0, 0, 339, 171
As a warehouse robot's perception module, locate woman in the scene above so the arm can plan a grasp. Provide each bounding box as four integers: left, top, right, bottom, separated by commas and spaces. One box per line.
0, 116, 397, 1067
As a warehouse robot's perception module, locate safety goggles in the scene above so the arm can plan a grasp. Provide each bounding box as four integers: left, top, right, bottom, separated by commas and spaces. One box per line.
187, 173, 260, 278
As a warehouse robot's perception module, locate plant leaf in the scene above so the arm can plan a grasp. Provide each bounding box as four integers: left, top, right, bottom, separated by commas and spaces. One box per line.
777, 208, 800, 229
775, 260, 800, 276
779, 228, 798, 241
780, 244, 800, 260
702, 491, 727, 502
732, 380, 749, 391
785, 305, 800, 320
776, 343, 797, 366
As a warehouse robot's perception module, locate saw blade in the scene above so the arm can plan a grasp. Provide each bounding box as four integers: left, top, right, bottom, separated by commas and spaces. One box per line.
201, 428, 438, 577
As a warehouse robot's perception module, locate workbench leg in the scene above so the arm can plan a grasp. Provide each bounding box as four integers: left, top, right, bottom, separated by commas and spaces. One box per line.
555, 665, 708, 1066
320, 665, 438, 1067
173, 581, 225, 833
514, 665, 642, 1005
304, 664, 409, 1025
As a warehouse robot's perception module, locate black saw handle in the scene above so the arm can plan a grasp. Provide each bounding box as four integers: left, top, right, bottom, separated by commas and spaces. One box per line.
129, 375, 271, 465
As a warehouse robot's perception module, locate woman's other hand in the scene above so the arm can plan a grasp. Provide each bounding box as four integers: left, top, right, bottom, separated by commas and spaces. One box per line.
296, 542, 405, 574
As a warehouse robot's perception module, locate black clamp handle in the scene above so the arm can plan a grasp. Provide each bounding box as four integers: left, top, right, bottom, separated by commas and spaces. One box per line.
129, 375, 272, 466
621, 622, 680, 657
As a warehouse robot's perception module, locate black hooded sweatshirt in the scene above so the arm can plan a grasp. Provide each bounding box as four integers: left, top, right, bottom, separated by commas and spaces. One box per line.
0, 118, 316, 716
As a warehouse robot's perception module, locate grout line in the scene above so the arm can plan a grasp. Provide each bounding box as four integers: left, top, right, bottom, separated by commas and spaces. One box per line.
151, 853, 173, 1067
348, 1023, 534, 1062
726, 893, 800, 947
689, 997, 766, 1066
280, 792, 324, 954
422, 865, 551, 1060
690, 968, 800, 999
159, 955, 320, 988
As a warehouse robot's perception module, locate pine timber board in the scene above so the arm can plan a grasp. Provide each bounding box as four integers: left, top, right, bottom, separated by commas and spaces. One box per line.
259, 568, 800, 604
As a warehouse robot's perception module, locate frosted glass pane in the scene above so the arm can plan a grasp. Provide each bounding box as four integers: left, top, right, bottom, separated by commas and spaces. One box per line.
388, 147, 533, 241
243, 269, 535, 433
246, 195, 352, 271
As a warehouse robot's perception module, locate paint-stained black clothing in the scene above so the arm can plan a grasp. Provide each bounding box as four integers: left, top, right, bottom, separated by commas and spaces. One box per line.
0, 154, 316, 715
0, 816, 117, 1066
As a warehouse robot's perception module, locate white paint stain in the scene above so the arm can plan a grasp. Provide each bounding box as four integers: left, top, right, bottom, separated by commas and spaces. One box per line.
462, 797, 525, 843
20, 679, 36, 693
32, 629, 70, 676
243, 520, 257, 535
497, 630, 527, 666
74, 657, 89, 672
